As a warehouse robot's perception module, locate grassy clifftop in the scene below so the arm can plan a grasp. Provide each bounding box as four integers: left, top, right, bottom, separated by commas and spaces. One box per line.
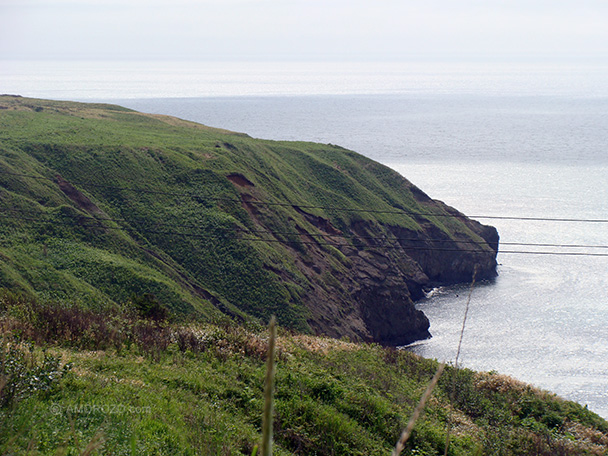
1, 97, 606, 455
0, 95, 497, 344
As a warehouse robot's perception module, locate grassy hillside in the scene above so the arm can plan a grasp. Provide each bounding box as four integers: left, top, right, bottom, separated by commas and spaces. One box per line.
0, 95, 497, 344
1, 97, 606, 455
1, 292, 607, 455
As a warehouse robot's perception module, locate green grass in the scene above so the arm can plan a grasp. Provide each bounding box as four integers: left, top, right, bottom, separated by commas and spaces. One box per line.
0, 97, 603, 456
1, 292, 606, 455
0, 96, 498, 339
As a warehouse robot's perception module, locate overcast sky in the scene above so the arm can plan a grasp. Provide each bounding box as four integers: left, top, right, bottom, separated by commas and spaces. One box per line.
1, 0, 608, 61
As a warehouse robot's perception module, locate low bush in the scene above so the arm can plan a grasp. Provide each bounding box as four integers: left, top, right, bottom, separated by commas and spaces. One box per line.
0, 337, 70, 408
130, 292, 168, 321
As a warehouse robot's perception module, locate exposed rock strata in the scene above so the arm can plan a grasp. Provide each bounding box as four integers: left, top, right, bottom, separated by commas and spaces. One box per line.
0, 96, 499, 347
237, 187, 498, 346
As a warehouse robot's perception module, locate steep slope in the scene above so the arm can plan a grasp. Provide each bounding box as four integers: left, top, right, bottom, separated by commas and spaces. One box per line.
0, 96, 498, 344
2, 305, 607, 456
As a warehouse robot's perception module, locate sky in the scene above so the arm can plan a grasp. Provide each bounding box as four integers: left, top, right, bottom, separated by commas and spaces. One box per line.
1, 0, 608, 61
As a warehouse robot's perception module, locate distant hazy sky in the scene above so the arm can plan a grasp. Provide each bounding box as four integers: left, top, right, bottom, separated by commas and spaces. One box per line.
1, 0, 607, 61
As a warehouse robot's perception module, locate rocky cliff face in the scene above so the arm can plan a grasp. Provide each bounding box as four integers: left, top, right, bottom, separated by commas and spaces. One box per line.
0, 96, 498, 346
238, 185, 498, 346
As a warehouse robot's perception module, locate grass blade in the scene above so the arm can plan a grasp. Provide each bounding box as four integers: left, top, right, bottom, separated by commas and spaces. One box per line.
392, 362, 445, 456
445, 265, 479, 456
261, 316, 277, 456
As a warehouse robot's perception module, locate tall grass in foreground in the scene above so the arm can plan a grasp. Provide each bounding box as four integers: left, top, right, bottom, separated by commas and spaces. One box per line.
257, 305, 454, 456
3, 287, 607, 455
253, 266, 490, 455
391, 363, 445, 456
260, 316, 277, 456
391, 266, 479, 456
445, 266, 479, 455
257, 266, 478, 455
257, 315, 447, 456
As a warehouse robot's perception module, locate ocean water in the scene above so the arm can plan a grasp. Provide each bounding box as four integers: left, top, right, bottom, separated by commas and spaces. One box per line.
113, 94, 608, 419
398, 161, 608, 420
2, 60, 607, 418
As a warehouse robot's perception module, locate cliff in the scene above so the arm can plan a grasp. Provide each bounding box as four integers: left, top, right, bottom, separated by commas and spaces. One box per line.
0, 96, 498, 345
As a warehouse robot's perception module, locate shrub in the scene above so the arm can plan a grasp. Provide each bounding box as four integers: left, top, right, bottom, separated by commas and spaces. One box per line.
0, 337, 70, 408
130, 293, 168, 321
34, 302, 127, 350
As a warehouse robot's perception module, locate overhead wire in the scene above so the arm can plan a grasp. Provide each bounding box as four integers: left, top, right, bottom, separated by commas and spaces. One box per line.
1, 169, 606, 256
0, 208, 607, 257
2, 206, 607, 250
1, 169, 608, 223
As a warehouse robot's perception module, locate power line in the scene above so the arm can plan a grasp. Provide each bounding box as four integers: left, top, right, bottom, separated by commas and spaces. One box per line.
242, 227, 608, 250
2, 169, 608, 223
1, 203, 607, 252
2, 208, 608, 250
1, 209, 607, 257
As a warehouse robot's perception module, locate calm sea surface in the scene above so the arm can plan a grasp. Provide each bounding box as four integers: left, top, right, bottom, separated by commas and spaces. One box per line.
2, 61, 607, 418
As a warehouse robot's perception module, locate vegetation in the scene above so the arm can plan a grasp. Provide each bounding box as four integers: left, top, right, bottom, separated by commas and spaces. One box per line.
1, 96, 605, 454
1, 291, 607, 455
0, 95, 494, 340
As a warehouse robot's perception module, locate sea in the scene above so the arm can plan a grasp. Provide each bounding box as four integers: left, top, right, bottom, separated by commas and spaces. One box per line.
2, 60, 607, 419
